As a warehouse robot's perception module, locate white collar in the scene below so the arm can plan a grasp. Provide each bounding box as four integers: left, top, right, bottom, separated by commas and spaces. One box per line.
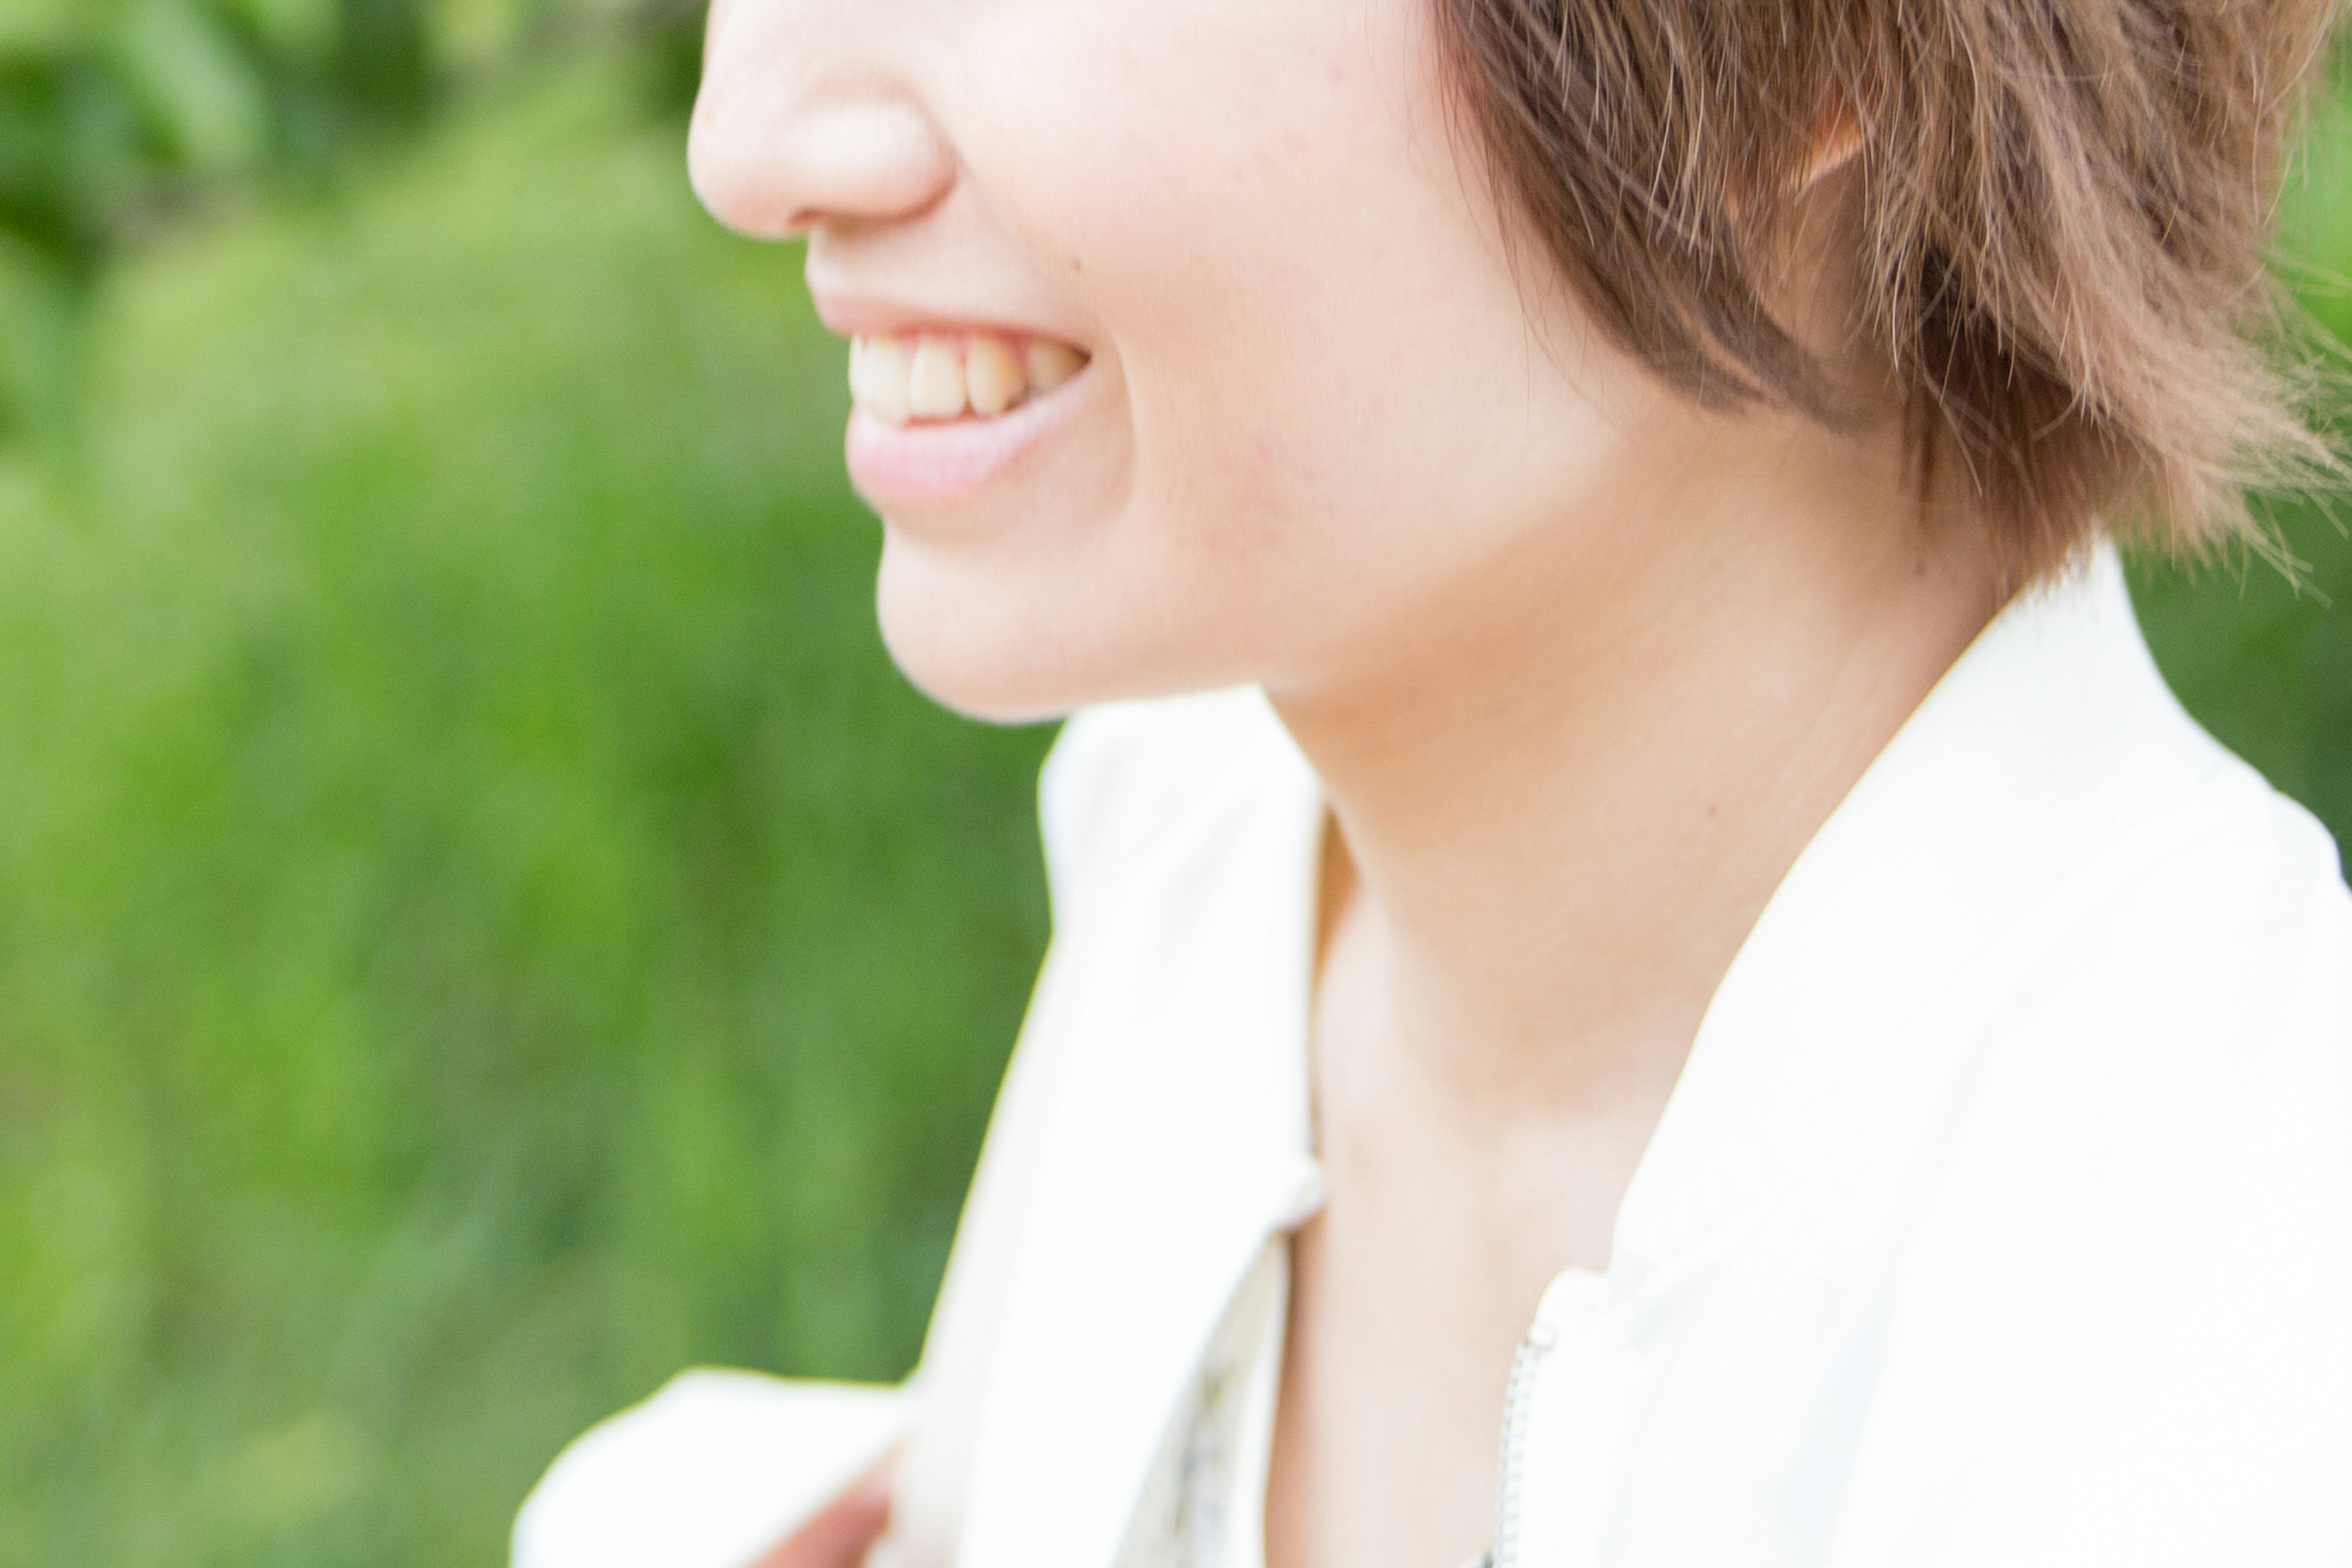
956, 544, 2219, 1566
1610, 545, 2225, 1278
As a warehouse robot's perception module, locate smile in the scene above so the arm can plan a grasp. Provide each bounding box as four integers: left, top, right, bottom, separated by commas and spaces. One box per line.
848, 331, 1088, 424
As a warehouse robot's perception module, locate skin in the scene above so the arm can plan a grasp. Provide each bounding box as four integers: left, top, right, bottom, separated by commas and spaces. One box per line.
690, 1, 2005, 1566
751, 1471, 891, 1568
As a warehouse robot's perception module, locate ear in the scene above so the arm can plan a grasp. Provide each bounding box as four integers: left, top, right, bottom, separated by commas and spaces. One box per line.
1728, 93, 1864, 227
1787, 95, 1864, 198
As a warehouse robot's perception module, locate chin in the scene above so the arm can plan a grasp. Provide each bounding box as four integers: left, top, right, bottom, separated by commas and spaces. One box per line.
874, 540, 1109, 726
872, 532, 1246, 727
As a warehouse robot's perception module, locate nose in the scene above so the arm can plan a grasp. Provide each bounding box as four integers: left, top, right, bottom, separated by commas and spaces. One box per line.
688, 0, 957, 239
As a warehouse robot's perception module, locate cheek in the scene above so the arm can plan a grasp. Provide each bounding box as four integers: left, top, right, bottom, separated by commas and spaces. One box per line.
889, 0, 1645, 714
1001, 13, 1531, 539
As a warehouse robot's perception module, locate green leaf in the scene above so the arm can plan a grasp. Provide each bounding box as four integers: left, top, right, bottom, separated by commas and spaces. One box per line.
0, 0, 96, 55
223, 0, 337, 58
0, 235, 79, 445
428, 0, 543, 74
111, 0, 270, 173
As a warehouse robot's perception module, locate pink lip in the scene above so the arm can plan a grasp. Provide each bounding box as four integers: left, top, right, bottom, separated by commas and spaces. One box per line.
843, 364, 1092, 511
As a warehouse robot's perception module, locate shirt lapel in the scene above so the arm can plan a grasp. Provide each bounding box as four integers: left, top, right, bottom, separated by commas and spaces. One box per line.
1610, 545, 2227, 1274
957, 698, 1326, 1568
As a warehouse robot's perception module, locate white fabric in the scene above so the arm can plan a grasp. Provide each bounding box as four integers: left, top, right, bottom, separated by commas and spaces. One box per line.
519, 546, 2352, 1567
1112, 1242, 1292, 1568
511, 1373, 907, 1568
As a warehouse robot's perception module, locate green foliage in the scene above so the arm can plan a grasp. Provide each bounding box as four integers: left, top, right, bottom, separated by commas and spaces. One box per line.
0, 62, 1049, 1566
0, 0, 411, 267
0, 0, 699, 445
2281, 45, 2352, 350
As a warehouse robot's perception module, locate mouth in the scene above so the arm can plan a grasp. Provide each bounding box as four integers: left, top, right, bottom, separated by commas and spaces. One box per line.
847, 328, 1090, 425
839, 326, 1096, 513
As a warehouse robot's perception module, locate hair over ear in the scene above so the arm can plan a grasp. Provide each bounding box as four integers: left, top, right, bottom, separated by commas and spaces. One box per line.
1435, 0, 2348, 586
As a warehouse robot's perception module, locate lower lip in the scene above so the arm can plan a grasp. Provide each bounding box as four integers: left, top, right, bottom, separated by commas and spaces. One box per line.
843, 370, 1090, 512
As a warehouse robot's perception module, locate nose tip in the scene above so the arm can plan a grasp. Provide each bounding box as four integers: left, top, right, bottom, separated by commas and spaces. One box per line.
690, 89, 956, 239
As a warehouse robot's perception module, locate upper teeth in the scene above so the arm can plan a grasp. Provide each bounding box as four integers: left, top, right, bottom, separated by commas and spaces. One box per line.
850, 331, 1087, 426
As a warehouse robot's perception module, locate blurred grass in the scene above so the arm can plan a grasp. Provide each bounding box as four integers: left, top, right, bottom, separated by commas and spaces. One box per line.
0, 55, 1049, 1568
0, 31, 2342, 1568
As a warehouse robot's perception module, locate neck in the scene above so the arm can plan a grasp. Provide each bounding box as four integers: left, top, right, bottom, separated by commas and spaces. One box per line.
1268, 411, 2002, 1131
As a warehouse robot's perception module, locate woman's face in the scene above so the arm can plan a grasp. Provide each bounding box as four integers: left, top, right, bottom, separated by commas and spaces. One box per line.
692, 0, 1688, 720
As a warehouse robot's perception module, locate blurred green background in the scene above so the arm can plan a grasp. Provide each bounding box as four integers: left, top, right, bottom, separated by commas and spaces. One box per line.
0, 6, 2343, 1565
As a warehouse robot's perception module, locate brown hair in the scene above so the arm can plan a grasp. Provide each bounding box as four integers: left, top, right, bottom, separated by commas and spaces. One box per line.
1436, 0, 2347, 584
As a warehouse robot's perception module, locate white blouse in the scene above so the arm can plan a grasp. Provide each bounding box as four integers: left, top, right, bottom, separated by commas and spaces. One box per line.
518, 546, 2352, 1568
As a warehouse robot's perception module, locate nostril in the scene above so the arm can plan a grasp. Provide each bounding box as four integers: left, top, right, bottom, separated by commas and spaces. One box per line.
690, 93, 956, 239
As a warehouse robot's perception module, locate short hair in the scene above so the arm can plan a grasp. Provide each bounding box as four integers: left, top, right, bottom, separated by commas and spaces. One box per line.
1436, 0, 2347, 586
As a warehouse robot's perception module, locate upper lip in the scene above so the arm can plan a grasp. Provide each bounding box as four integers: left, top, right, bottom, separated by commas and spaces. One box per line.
807, 287, 1085, 353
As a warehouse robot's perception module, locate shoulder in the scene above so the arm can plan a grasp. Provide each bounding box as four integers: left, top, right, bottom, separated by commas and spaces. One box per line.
1804, 774, 2352, 1555
1969, 750, 2350, 1119
1846, 761, 2352, 1552
1880, 567, 2352, 1119
1924, 722, 2352, 1252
